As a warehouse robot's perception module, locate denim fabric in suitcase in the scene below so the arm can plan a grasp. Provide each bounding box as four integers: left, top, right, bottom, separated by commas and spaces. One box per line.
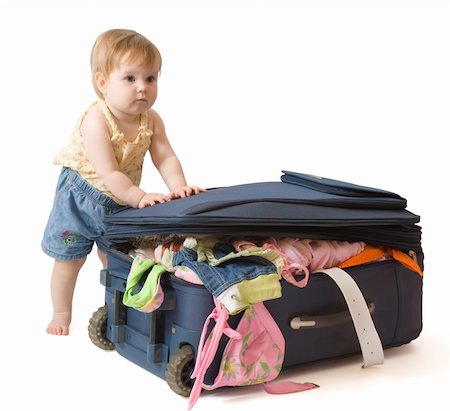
89, 171, 423, 398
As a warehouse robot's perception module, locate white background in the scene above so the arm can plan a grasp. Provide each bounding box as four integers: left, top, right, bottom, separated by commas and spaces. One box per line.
1, 1, 449, 410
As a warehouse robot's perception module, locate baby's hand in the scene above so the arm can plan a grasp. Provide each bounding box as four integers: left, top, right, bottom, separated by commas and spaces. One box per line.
138, 193, 171, 209
169, 185, 207, 200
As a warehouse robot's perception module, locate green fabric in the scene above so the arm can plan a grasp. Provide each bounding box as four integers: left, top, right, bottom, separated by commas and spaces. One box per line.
237, 273, 282, 306
122, 258, 166, 309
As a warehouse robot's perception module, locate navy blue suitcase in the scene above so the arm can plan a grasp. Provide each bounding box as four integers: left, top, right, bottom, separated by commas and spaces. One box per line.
89, 171, 423, 396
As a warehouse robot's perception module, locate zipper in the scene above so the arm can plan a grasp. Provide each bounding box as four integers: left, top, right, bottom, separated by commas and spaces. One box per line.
408, 250, 418, 263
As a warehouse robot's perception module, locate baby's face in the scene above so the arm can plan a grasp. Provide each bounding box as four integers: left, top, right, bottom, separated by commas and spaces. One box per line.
102, 53, 159, 116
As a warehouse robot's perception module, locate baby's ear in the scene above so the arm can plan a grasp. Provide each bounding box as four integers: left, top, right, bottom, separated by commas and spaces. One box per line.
95, 72, 107, 94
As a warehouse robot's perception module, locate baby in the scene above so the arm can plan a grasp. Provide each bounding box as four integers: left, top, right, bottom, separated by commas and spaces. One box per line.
42, 29, 205, 335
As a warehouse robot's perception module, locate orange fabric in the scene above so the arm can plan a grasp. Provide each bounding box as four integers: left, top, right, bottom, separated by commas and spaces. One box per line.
338, 246, 385, 268
338, 245, 423, 277
161, 242, 182, 255
387, 248, 423, 276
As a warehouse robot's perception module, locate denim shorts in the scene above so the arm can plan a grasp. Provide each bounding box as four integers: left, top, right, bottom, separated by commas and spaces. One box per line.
172, 243, 278, 297
41, 167, 125, 260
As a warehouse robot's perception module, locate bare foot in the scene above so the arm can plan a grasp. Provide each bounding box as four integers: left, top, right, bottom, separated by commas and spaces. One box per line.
46, 311, 71, 335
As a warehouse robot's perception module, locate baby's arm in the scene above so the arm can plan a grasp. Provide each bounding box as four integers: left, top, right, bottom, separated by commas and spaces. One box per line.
149, 110, 206, 198
81, 106, 168, 208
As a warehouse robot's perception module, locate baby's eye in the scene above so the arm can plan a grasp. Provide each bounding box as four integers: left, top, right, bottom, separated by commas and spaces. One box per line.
125, 75, 135, 82
146, 75, 156, 83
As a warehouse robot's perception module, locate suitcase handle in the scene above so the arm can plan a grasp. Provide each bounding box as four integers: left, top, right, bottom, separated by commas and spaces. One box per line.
290, 302, 375, 329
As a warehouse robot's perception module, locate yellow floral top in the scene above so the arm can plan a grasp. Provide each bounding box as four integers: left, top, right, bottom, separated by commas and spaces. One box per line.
53, 99, 153, 205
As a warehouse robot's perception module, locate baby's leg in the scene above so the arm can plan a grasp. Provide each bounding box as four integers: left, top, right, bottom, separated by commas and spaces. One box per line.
46, 257, 86, 336
97, 248, 108, 270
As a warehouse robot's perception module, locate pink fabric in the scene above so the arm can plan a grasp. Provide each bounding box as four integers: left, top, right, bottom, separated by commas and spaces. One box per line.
174, 266, 203, 285
188, 299, 232, 411
204, 302, 285, 390
187, 300, 286, 411
234, 238, 365, 288
129, 247, 155, 260
263, 380, 319, 394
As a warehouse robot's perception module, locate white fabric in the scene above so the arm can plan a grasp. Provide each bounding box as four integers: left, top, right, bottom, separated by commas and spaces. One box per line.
318, 267, 384, 367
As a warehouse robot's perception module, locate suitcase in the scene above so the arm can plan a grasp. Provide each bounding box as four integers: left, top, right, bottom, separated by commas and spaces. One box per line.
89, 171, 423, 399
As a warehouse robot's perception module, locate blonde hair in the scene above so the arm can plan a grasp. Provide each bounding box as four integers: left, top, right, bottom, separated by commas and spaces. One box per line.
90, 29, 162, 98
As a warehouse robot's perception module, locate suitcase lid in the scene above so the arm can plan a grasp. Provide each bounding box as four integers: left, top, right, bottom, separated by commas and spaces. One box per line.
281, 170, 405, 200
103, 171, 421, 252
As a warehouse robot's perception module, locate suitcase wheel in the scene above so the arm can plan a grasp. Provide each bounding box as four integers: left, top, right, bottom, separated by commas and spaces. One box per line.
88, 305, 115, 351
165, 345, 195, 396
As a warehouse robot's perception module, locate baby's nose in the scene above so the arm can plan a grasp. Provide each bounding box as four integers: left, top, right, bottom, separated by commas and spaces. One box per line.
136, 81, 146, 92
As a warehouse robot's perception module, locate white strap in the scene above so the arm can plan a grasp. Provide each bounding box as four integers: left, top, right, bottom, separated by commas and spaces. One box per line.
318, 267, 384, 368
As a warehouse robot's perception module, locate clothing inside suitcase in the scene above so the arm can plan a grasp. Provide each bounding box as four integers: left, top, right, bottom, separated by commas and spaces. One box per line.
92, 171, 423, 407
